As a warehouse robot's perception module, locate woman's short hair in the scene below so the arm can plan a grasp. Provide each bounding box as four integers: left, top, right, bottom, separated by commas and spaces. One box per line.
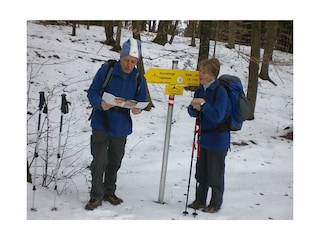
198, 57, 220, 77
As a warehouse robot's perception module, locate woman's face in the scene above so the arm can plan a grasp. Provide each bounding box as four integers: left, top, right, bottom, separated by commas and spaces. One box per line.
199, 67, 214, 85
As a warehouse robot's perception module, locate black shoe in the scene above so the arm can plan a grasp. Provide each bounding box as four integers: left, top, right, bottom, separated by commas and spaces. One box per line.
103, 194, 123, 205
85, 198, 102, 210
202, 205, 220, 213
187, 201, 207, 209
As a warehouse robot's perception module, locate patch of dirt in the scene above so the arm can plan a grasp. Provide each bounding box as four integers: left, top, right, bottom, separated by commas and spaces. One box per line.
280, 131, 293, 140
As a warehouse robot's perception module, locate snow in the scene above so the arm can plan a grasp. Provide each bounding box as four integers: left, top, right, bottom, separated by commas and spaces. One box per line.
3, 16, 318, 239
27, 18, 293, 220
27, 18, 293, 214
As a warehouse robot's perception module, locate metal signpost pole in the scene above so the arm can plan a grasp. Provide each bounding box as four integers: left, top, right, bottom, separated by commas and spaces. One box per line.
158, 60, 178, 203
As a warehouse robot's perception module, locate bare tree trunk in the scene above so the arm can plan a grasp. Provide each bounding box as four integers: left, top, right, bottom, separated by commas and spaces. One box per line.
111, 21, 122, 52
211, 21, 219, 58
132, 21, 154, 110
169, 20, 179, 44
197, 21, 212, 67
72, 21, 77, 36
103, 21, 115, 45
152, 20, 157, 32
132, 20, 142, 39
141, 21, 147, 31
147, 20, 152, 32
189, 21, 197, 47
226, 21, 236, 49
247, 21, 262, 120
259, 21, 278, 86
153, 20, 169, 45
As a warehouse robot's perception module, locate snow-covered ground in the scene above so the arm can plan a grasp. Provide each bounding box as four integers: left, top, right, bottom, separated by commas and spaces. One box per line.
4, 16, 318, 239
26, 21, 293, 219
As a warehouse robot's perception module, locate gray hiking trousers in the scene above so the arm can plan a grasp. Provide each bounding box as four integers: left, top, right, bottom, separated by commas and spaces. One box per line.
195, 148, 228, 209
89, 129, 126, 200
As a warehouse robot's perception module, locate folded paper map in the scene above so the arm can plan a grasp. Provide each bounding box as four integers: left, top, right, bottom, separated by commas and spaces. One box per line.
102, 92, 149, 109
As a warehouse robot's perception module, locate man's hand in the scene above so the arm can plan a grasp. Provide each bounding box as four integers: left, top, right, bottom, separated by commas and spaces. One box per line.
131, 108, 142, 115
101, 100, 115, 111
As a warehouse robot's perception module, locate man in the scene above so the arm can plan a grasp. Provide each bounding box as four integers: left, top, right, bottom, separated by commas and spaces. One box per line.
85, 38, 147, 210
187, 57, 231, 213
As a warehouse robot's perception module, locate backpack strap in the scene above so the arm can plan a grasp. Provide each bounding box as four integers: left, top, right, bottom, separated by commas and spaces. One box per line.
100, 59, 117, 95
212, 84, 221, 102
133, 71, 141, 98
88, 60, 116, 121
100, 60, 117, 132
201, 83, 230, 133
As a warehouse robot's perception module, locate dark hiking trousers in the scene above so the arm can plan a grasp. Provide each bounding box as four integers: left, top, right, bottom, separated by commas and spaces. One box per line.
90, 129, 126, 200
195, 148, 228, 209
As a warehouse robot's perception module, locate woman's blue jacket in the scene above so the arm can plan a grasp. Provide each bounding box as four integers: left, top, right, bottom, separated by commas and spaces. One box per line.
188, 80, 231, 151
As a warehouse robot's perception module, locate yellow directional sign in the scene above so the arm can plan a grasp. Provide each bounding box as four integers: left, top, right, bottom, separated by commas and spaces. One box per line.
144, 68, 199, 86
164, 85, 184, 95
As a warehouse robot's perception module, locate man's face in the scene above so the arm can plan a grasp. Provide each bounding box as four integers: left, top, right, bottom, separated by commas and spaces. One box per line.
120, 56, 138, 74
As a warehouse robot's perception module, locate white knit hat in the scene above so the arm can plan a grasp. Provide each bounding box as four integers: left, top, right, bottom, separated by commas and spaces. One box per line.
120, 38, 141, 60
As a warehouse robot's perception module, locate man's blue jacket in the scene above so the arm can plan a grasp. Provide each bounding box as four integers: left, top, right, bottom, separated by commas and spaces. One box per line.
87, 61, 147, 137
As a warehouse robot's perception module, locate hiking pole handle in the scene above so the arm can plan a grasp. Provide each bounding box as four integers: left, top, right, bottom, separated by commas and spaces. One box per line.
39, 91, 45, 110
61, 94, 69, 114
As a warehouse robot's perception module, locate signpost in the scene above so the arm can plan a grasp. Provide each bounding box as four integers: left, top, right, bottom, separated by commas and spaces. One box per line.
144, 62, 199, 203
164, 85, 184, 95
144, 68, 199, 86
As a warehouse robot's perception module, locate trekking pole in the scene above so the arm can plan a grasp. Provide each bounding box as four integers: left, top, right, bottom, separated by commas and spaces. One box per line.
52, 93, 69, 211
183, 115, 199, 216
31, 91, 46, 211
42, 103, 49, 186
192, 111, 202, 217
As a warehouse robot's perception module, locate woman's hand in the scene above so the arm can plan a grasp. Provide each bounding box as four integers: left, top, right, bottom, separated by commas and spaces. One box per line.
191, 98, 206, 111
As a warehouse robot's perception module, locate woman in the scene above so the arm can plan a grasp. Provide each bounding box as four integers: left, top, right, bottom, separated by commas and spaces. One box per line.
187, 57, 231, 213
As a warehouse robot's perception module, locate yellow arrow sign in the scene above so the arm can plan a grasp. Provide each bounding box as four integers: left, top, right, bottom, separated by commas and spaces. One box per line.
164, 85, 184, 95
144, 68, 199, 86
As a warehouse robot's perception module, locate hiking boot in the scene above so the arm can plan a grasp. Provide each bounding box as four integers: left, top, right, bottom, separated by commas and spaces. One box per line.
103, 194, 123, 205
202, 205, 219, 213
85, 198, 102, 210
187, 201, 207, 209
